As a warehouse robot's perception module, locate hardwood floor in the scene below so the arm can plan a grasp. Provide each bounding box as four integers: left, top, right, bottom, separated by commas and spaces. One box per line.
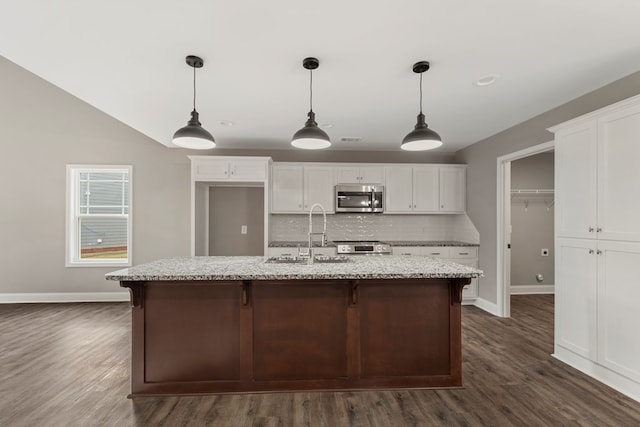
1, 295, 639, 426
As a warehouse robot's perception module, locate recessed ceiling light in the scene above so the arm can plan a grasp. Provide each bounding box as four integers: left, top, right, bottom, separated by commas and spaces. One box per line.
340, 137, 362, 142
219, 120, 235, 126
473, 74, 499, 87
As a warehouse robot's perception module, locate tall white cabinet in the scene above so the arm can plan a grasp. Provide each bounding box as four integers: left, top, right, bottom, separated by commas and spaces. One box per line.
551, 94, 640, 401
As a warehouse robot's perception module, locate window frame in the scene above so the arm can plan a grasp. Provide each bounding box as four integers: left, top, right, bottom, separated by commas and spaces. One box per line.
66, 164, 132, 267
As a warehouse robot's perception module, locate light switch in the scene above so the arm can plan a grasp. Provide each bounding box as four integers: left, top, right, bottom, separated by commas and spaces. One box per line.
241, 225, 247, 234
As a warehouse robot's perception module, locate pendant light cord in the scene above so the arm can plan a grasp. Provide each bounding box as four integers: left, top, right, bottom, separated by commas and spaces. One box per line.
193, 65, 197, 111
419, 71, 423, 114
309, 68, 314, 113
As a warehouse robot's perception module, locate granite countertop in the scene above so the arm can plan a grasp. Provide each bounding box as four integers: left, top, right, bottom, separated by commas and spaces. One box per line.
269, 240, 478, 248
106, 256, 483, 282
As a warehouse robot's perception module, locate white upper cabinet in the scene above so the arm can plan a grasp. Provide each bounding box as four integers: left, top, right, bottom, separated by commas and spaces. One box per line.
304, 166, 334, 211
384, 165, 465, 214
439, 166, 466, 213
413, 167, 440, 212
190, 156, 268, 182
554, 122, 598, 239
336, 166, 384, 184
271, 164, 334, 213
271, 165, 304, 212
596, 104, 640, 242
552, 98, 640, 242
384, 166, 415, 213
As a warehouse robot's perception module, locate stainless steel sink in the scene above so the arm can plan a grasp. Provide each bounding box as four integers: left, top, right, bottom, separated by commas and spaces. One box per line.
265, 255, 350, 264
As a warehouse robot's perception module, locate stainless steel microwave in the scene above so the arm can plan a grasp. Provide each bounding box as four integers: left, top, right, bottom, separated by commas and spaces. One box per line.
335, 184, 384, 213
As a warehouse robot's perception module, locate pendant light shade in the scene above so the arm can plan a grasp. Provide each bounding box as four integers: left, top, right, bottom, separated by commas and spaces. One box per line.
173, 55, 215, 150
401, 61, 442, 151
291, 57, 331, 150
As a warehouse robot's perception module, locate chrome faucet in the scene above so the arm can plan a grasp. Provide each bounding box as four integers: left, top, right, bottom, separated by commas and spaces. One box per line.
304, 203, 327, 263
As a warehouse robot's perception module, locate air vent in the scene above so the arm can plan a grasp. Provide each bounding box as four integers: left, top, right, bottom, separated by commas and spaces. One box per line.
340, 137, 362, 142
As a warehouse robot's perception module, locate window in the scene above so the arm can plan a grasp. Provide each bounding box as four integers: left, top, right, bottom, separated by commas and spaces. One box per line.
66, 165, 132, 267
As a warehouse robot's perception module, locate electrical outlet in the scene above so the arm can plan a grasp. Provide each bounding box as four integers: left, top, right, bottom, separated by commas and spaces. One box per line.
241, 225, 247, 234
541, 248, 549, 256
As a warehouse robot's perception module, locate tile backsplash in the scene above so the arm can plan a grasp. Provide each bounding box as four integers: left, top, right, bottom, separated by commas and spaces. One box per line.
270, 214, 479, 243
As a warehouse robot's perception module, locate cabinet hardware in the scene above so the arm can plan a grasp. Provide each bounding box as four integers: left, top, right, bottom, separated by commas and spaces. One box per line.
350, 281, 358, 306
241, 282, 251, 306
597, 250, 602, 255
597, 227, 602, 232
459, 252, 468, 255
589, 227, 594, 232
589, 249, 594, 254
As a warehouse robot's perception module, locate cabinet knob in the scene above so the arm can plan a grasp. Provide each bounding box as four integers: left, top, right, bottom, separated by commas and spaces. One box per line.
588, 227, 594, 232
441, 205, 444, 209
589, 249, 594, 254
413, 204, 417, 208
597, 250, 602, 255
596, 227, 602, 233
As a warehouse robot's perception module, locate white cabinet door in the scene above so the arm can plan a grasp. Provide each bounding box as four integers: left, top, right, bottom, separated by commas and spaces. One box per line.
555, 238, 598, 359
335, 167, 360, 184
304, 166, 334, 212
271, 165, 304, 212
391, 246, 421, 256
597, 241, 640, 382
439, 167, 466, 213
192, 158, 267, 182
359, 166, 384, 184
597, 105, 640, 243
229, 161, 267, 181
336, 166, 384, 184
555, 122, 598, 239
267, 247, 300, 257
421, 247, 451, 258
413, 167, 439, 213
193, 159, 231, 180
384, 167, 414, 213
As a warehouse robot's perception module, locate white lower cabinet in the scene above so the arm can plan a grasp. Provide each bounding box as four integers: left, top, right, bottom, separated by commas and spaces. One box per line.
556, 238, 640, 384
391, 246, 478, 301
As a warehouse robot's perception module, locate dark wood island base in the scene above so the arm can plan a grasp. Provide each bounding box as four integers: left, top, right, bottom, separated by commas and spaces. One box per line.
121, 277, 469, 396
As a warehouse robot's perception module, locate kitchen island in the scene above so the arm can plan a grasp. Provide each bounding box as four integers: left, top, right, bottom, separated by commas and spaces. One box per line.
107, 256, 482, 396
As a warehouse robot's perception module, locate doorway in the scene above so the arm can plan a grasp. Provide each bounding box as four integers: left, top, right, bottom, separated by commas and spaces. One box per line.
496, 141, 554, 317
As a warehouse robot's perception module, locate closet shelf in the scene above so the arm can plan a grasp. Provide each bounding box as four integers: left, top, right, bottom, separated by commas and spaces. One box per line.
511, 189, 554, 195
511, 189, 555, 210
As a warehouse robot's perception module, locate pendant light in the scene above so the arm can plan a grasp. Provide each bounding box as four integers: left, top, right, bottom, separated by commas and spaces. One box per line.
172, 55, 215, 150
401, 61, 442, 151
291, 57, 331, 150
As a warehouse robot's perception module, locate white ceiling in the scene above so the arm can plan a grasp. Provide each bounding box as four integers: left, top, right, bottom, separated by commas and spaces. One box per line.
2, 0, 640, 152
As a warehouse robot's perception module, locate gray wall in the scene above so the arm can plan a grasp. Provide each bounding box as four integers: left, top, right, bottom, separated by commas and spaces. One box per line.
510, 152, 554, 287
0, 55, 455, 297
0, 56, 193, 294
455, 70, 640, 306
209, 187, 264, 256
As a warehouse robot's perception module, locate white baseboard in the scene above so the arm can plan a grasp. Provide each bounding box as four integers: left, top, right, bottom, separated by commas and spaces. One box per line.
473, 297, 501, 316
510, 284, 555, 295
553, 347, 640, 403
0, 292, 130, 304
